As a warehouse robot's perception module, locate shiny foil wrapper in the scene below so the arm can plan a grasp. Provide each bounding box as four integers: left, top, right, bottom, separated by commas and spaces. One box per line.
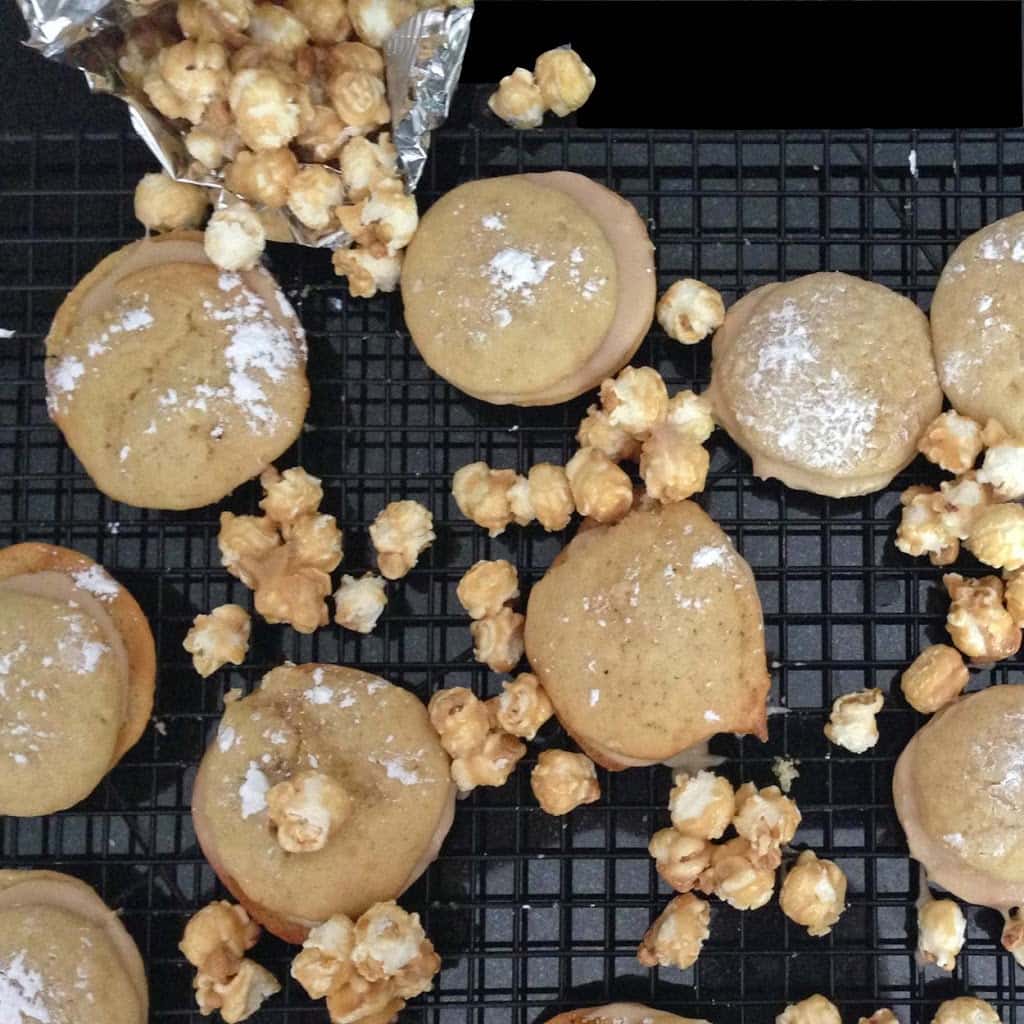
16, 0, 472, 248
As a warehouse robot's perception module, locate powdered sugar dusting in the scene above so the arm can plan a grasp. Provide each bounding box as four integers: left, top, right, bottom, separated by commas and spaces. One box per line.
239, 761, 269, 818
70, 565, 119, 602
0, 951, 50, 1024
486, 248, 555, 301
481, 213, 506, 231
304, 684, 334, 705
370, 753, 423, 785
691, 545, 728, 570
217, 724, 237, 752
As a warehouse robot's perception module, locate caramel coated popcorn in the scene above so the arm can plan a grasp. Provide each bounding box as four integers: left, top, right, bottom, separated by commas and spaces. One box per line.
978, 440, 1024, 500
369, 500, 435, 579
533, 46, 596, 117
697, 836, 775, 911
333, 573, 388, 633
255, 558, 332, 633
944, 572, 1022, 662
656, 279, 726, 345
648, 829, 712, 894
636, 893, 710, 970
732, 782, 801, 870
452, 462, 518, 537
218, 512, 282, 587
1001, 908, 1024, 968
488, 67, 545, 129
204, 202, 266, 271
456, 559, 519, 620
197, 959, 281, 1022
260, 466, 324, 527
824, 688, 883, 754
665, 389, 715, 444
859, 1011, 899, 1024
966, 502, 1024, 571
180, 901, 260, 984
266, 770, 353, 852
470, 606, 525, 673
938, 472, 995, 541
600, 366, 669, 440
1006, 568, 1024, 627
287, 165, 345, 231
917, 896, 966, 972
530, 749, 600, 815
339, 134, 398, 199
491, 673, 553, 740
669, 770, 735, 841
288, 513, 345, 573
565, 447, 633, 525
896, 485, 959, 566
135, 171, 210, 231
776, 995, 841, 1024
291, 916, 356, 999
640, 424, 711, 503
526, 463, 575, 531
932, 998, 1001, 1024
450, 729, 526, 792
918, 410, 985, 474
224, 146, 300, 206
899, 644, 968, 714
428, 686, 491, 760
778, 849, 847, 936
349, 0, 415, 48
332, 246, 403, 298
183, 603, 252, 677
577, 404, 641, 463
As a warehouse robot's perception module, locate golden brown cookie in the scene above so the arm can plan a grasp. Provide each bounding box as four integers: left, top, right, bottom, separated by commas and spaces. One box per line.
0, 543, 155, 816
0, 869, 148, 1023
546, 1005, 709, 1024
192, 664, 455, 943
708, 272, 942, 497
402, 172, 655, 406
524, 501, 769, 769
931, 211, 1024, 436
45, 231, 309, 510
894, 684, 1024, 910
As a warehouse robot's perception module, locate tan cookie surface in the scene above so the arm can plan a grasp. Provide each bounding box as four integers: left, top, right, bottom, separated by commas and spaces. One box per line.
402, 172, 654, 406
931, 211, 1024, 436
546, 1005, 710, 1024
192, 664, 455, 942
45, 231, 308, 510
0, 869, 147, 1023
708, 272, 941, 497
0, 544, 155, 816
894, 684, 1024, 910
525, 501, 769, 769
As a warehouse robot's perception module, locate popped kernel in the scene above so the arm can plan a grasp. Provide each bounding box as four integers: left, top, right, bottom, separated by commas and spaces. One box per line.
428, 686, 490, 760
577, 404, 641, 463
896, 485, 959, 566
369, 500, 435, 579
218, 512, 281, 588
247, 3, 310, 58
450, 730, 526, 792
917, 896, 966, 972
183, 604, 251, 677
778, 849, 847, 936
286, 0, 352, 43
180, 901, 260, 983
824, 688, 883, 754
732, 782, 801, 869
266, 771, 352, 853
329, 69, 390, 128
565, 447, 633, 525
932, 998, 1001, 1024
488, 67, 545, 130
196, 959, 280, 1022
697, 836, 775, 911
669, 770, 735, 840
530, 749, 600, 815
224, 147, 299, 208
291, 915, 356, 999
349, 0, 415, 47
648, 828, 712, 893
359, 178, 419, 254
639, 424, 710, 503
452, 462, 518, 537
456, 560, 519, 620
333, 573, 388, 634
491, 673, 553, 740
287, 513, 344, 573
204, 202, 266, 271
599, 366, 669, 440
938, 472, 996, 541
287, 165, 346, 232
533, 46, 595, 117
527, 463, 575, 531
260, 466, 324, 528
144, 65, 208, 123
776, 995, 841, 1024
255, 560, 332, 633
323, 40, 385, 77
159, 39, 229, 105
332, 245, 403, 298
636, 893, 710, 970
506, 474, 536, 528
1001, 907, 1024, 968
186, 100, 243, 170
134, 171, 210, 232
899, 644, 969, 714
229, 68, 308, 151
978, 440, 1024, 500
859, 1012, 899, 1024
944, 572, 1022, 662
665, 389, 715, 444
199, 0, 254, 32
339, 134, 398, 200
966, 502, 1024, 571
295, 105, 348, 162
351, 901, 428, 982
917, 410, 985, 474
470, 606, 525, 673
656, 279, 726, 344
1005, 568, 1024, 627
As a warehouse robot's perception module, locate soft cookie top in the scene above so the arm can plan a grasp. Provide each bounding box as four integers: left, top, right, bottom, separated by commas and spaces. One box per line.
525, 501, 770, 769
402, 173, 655, 406
931, 211, 1024, 436
192, 664, 455, 943
45, 231, 308, 510
708, 272, 942, 497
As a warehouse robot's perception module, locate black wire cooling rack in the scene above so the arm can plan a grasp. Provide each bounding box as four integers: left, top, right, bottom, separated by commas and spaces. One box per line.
2, 113, 1024, 1023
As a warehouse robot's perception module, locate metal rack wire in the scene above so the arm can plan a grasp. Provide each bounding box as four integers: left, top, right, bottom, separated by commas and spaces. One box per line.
2, 115, 1023, 1023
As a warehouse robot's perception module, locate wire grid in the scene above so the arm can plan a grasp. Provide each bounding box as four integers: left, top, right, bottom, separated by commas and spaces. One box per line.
2, 117, 1024, 1023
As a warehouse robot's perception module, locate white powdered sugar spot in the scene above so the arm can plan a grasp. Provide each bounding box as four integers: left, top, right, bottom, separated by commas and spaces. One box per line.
581, 277, 607, 300
908, 149, 918, 178
217, 725, 237, 752
267, 729, 288, 745
481, 213, 506, 231
692, 545, 728, 569
219, 272, 243, 292
569, 247, 584, 264
118, 307, 154, 332
118, 445, 130, 462
60, 613, 109, 675
70, 565, 119, 601
1012, 238, 1024, 262
0, 951, 50, 1024
0, 328, 14, 339
979, 236, 1008, 260
371, 753, 422, 785
943, 832, 965, 849
704, 710, 721, 722
239, 761, 269, 817
486, 248, 555, 301
493, 308, 512, 328
941, 350, 983, 392
158, 389, 178, 407
46, 356, 85, 410
589, 688, 600, 706
304, 684, 333, 704
978, 294, 994, 313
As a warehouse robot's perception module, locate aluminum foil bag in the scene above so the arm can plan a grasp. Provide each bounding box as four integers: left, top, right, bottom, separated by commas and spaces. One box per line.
15, 0, 473, 247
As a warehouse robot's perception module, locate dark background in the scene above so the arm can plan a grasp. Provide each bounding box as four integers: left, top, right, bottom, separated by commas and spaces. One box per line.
2, 1, 1022, 131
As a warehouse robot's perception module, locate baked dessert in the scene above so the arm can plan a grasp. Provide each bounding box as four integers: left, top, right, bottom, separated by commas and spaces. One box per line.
546, 1005, 709, 1024
708, 272, 942, 497
524, 500, 770, 769
931, 211, 1024, 436
893, 684, 1024, 910
0, 543, 155, 817
45, 230, 308, 510
192, 664, 455, 943
0, 869, 148, 1023
401, 172, 656, 405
